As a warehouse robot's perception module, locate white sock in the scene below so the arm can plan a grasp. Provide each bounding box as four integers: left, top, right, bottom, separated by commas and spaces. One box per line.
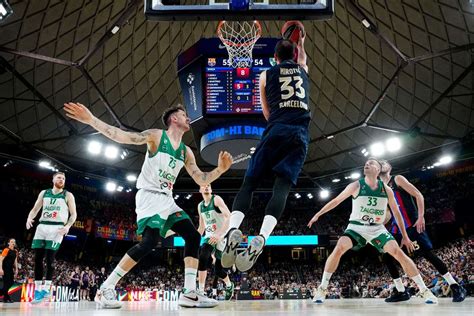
411, 274, 428, 291
224, 278, 232, 287
259, 215, 277, 241
44, 280, 52, 291
393, 278, 405, 292
102, 266, 127, 288
321, 272, 332, 289
443, 272, 457, 285
184, 268, 197, 292
199, 282, 205, 292
229, 211, 245, 230
34, 280, 43, 292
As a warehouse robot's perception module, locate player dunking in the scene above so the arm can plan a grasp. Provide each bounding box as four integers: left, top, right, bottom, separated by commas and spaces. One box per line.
379, 160, 466, 302
64, 102, 232, 308
308, 158, 438, 304
25, 172, 78, 303
197, 184, 234, 300
222, 35, 310, 272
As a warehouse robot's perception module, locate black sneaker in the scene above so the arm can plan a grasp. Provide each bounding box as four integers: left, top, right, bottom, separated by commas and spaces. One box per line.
385, 289, 411, 303
450, 284, 466, 303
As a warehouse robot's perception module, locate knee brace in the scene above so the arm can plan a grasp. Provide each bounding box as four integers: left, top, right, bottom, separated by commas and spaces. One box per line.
127, 227, 160, 262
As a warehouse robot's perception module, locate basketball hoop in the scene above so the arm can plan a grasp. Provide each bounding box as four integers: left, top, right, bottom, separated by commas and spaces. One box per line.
217, 20, 262, 68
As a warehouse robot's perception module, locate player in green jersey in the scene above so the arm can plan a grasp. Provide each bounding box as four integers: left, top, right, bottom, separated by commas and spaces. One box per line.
308, 158, 437, 304
26, 172, 77, 303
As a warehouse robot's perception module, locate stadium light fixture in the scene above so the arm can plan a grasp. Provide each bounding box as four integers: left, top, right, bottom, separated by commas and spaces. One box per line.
0, 1, 13, 23
126, 174, 137, 182
438, 155, 453, 165
386, 137, 402, 152
88, 141, 102, 155
105, 182, 117, 192
370, 142, 385, 157
332, 178, 340, 183
307, 193, 313, 199
350, 172, 361, 179
319, 189, 329, 199
294, 193, 301, 199
104, 145, 119, 159
116, 186, 124, 192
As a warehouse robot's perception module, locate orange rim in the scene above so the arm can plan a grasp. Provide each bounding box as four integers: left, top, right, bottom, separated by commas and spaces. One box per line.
217, 20, 262, 47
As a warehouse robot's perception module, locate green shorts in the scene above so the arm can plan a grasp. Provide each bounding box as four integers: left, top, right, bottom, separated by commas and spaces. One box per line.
343, 221, 395, 253
137, 211, 191, 238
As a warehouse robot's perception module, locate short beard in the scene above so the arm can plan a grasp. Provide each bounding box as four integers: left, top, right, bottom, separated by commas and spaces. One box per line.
54, 183, 64, 189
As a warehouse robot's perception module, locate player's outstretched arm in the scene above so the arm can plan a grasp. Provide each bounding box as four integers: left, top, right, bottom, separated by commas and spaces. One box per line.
26, 190, 45, 229
297, 33, 308, 73
259, 71, 270, 121
184, 147, 232, 186
58, 192, 78, 236
64, 102, 160, 146
307, 181, 359, 228
212, 195, 231, 239
385, 185, 415, 254
196, 204, 205, 235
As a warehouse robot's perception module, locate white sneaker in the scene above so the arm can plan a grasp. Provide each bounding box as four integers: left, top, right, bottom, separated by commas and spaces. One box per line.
178, 290, 218, 308
312, 287, 328, 304
235, 235, 265, 272
221, 229, 243, 268
96, 286, 122, 309
420, 288, 438, 304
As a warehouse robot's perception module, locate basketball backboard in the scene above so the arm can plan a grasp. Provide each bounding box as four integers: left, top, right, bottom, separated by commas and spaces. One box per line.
144, 0, 334, 21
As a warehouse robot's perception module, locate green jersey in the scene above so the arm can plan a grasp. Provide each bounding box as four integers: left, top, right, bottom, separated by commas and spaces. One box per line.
199, 195, 225, 238
136, 131, 186, 195
40, 189, 69, 225
349, 178, 389, 225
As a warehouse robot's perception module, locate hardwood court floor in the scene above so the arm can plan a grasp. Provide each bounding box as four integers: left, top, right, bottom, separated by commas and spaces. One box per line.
1, 298, 472, 315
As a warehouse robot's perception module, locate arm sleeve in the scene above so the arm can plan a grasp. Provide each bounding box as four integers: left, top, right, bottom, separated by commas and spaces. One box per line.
1, 248, 9, 257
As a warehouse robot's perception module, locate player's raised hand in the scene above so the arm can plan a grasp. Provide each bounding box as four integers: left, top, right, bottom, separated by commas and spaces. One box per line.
26, 217, 34, 229
217, 151, 233, 173
64, 102, 95, 125
413, 217, 425, 233
307, 213, 321, 228
401, 236, 415, 254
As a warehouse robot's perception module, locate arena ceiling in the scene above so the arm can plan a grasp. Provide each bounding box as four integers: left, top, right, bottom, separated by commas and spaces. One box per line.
0, 0, 473, 189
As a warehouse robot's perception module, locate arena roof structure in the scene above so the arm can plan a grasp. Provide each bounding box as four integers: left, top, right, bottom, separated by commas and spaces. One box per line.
0, 0, 473, 189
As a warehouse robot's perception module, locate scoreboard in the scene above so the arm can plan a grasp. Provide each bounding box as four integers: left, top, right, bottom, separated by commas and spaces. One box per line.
177, 38, 279, 169
205, 57, 275, 115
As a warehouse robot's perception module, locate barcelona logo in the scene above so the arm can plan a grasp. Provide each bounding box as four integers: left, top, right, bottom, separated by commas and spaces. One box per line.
208, 58, 216, 67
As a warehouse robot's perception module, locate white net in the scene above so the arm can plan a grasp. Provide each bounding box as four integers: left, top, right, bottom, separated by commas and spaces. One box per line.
217, 21, 262, 68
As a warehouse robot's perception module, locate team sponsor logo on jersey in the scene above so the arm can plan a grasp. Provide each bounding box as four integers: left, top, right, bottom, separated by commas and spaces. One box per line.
359, 206, 384, 216
43, 211, 58, 219
158, 169, 176, 182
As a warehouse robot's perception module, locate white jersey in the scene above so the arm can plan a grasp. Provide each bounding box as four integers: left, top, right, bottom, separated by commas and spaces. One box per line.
349, 178, 389, 225
136, 131, 186, 195
199, 195, 225, 238
40, 189, 69, 224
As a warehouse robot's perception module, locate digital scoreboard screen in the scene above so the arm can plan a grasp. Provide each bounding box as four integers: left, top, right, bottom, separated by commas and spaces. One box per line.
205, 57, 275, 115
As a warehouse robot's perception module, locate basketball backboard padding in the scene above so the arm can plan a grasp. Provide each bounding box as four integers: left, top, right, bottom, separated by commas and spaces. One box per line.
145, 0, 334, 21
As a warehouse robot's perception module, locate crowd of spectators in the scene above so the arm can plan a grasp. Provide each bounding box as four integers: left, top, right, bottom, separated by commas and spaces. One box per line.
1, 165, 473, 238
7, 237, 472, 300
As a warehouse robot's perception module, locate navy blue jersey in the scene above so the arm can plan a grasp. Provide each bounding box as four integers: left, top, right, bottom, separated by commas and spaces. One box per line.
388, 176, 418, 234
265, 60, 310, 127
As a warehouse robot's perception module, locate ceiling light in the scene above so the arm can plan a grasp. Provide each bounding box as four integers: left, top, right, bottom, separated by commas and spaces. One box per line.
439, 155, 453, 165
370, 142, 385, 157
39, 160, 51, 169
319, 189, 329, 199
332, 178, 340, 183
294, 193, 301, 199
116, 186, 124, 192
307, 193, 313, 199
105, 182, 117, 192
386, 137, 402, 152
104, 145, 119, 159
0, 1, 13, 22
350, 172, 361, 179
88, 141, 102, 155
126, 174, 137, 182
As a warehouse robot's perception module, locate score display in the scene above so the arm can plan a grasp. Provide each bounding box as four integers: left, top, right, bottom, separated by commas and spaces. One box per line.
205, 57, 276, 115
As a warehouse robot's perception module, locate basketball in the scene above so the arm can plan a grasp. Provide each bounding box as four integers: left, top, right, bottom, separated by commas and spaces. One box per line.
281, 21, 305, 44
